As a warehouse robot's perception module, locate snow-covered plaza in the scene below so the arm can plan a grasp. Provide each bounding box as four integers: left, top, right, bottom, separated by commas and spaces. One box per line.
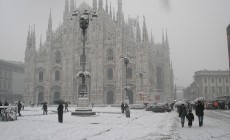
1, 106, 230, 140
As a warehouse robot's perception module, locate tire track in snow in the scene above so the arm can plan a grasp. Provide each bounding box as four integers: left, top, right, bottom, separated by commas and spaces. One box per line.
82, 110, 146, 140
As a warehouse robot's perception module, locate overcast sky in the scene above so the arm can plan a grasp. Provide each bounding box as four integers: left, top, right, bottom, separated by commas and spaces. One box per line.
0, 0, 230, 87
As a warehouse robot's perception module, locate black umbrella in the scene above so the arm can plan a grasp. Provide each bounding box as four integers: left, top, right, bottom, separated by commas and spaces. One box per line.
53, 99, 65, 104
40, 101, 47, 104
65, 101, 71, 104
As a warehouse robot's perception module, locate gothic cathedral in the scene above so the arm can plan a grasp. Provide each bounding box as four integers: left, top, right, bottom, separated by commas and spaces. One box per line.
24, 0, 174, 105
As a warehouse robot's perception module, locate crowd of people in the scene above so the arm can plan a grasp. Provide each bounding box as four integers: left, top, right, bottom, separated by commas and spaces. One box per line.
0, 100, 24, 121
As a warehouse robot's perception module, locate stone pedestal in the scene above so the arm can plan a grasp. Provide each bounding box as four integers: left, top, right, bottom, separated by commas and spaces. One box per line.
71, 98, 96, 116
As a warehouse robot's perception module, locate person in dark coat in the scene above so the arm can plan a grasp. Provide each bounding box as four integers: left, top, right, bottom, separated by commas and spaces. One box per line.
42, 104, 48, 115
195, 101, 204, 127
64, 102, 68, 112
57, 104, 64, 123
180, 104, 187, 127
177, 105, 182, 117
228, 102, 230, 110
121, 103, 125, 113
18, 101, 22, 116
4, 101, 9, 106
186, 109, 194, 127
0, 101, 2, 116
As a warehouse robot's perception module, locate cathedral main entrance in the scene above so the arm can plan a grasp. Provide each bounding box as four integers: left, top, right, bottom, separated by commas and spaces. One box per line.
127, 90, 134, 104
54, 92, 60, 100
38, 92, 44, 103
107, 91, 114, 104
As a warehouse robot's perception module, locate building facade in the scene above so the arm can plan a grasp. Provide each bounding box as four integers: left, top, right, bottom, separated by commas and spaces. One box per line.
0, 59, 24, 103
186, 70, 230, 101
24, 0, 173, 105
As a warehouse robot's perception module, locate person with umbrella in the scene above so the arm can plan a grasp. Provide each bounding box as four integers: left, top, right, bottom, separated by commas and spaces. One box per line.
41, 102, 48, 115
57, 103, 64, 123
195, 100, 205, 127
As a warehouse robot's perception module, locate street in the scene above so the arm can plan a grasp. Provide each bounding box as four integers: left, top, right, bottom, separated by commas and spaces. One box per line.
0, 106, 230, 140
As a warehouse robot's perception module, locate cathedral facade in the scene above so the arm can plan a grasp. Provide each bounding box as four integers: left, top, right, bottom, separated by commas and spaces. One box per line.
24, 0, 174, 105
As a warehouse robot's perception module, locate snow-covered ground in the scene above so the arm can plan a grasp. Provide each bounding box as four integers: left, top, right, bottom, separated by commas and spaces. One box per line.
1, 106, 230, 140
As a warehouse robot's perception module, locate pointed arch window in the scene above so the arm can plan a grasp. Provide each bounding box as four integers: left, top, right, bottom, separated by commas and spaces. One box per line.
55, 71, 60, 81
156, 67, 163, 89
55, 51, 61, 63
108, 68, 113, 80
80, 54, 86, 65
127, 68, 132, 79
107, 48, 114, 61
39, 71, 43, 82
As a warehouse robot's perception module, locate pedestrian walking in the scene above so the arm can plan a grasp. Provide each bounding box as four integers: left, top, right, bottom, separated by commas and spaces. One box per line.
195, 101, 205, 127
64, 102, 68, 112
179, 104, 187, 128
18, 101, 22, 116
57, 103, 63, 123
42, 104, 48, 115
186, 109, 194, 127
121, 103, 125, 113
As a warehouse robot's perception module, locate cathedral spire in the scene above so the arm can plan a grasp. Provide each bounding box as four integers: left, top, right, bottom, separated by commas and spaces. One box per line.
70, 0, 74, 13
93, 0, 97, 11
142, 16, 148, 42
39, 34, 42, 50
113, 7, 115, 20
162, 29, 165, 43
105, 0, 108, 13
48, 8, 52, 32
65, 0, 69, 14
109, 2, 112, 18
74, 0, 76, 10
151, 30, 154, 43
26, 26, 31, 48
98, 0, 103, 10
136, 16, 141, 42
32, 25, 36, 49
117, 0, 123, 25
165, 29, 168, 45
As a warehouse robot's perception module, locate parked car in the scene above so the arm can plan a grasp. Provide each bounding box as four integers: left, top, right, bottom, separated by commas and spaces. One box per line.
152, 103, 171, 113
145, 102, 157, 111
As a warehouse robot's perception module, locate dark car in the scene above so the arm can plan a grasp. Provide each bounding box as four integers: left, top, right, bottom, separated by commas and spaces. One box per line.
145, 102, 157, 111
152, 104, 171, 113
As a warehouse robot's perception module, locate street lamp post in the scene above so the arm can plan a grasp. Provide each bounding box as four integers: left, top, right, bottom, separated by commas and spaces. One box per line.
71, 9, 97, 115
72, 9, 97, 98
120, 53, 132, 103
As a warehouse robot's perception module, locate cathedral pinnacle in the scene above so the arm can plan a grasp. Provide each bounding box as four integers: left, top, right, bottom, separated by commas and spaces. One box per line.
106, 0, 108, 13
32, 25, 36, 49
166, 29, 168, 44
39, 34, 42, 50
142, 16, 148, 42
26, 26, 31, 48
48, 9, 52, 32
70, 0, 74, 14
93, 0, 97, 11
99, 0, 103, 10
109, 2, 112, 18
136, 16, 141, 42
